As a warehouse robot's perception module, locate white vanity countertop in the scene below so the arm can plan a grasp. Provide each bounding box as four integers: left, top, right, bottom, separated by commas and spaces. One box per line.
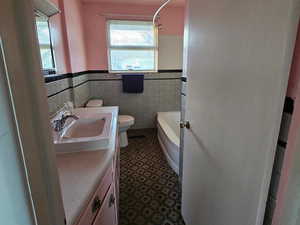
56, 106, 118, 225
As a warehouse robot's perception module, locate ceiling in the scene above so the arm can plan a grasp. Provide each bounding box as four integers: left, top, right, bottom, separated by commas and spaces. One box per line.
81, 0, 185, 7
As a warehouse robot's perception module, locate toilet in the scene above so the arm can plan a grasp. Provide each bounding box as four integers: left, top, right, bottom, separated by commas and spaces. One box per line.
86, 99, 135, 148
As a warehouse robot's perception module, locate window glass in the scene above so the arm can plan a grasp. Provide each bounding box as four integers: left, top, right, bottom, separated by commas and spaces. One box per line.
36, 21, 51, 45
110, 49, 155, 71
40, 48, 54, 69
35, 16, 56, 73
109, 21, 155, 47
108, 20, 158, 72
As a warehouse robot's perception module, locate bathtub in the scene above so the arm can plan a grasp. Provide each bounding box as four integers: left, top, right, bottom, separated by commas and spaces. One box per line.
157, 111, 180, 174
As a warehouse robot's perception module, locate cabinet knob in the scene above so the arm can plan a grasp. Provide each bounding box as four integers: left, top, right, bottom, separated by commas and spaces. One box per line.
109, 194, 115, 208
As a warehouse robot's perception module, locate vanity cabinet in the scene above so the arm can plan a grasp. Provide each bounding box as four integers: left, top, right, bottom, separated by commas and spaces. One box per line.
77, 139, 120, 225
56, 107, 120, 225
93, 184, 117, 225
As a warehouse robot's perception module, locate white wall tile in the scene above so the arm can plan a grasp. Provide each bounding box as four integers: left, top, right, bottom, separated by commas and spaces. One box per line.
46, 72, 181, 128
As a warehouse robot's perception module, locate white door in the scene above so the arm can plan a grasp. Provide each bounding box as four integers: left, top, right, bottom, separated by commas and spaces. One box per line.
181, 0, 300, 225
0, 0, 65, 224
0, 39, 36, 225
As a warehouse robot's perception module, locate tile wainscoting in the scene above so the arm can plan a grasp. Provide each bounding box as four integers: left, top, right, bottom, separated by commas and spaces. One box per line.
45, 71, 181, 129
46, 74, 90, 114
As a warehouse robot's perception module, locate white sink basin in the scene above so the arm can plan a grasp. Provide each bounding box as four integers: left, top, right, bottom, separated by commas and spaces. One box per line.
63, 118, 105, 139
54, 112, 112, 153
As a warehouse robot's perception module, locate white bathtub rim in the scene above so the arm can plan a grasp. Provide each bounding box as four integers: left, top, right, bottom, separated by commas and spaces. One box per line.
157, 112, 180, 147
157, 123, 179, 163
158, 134, 179, 174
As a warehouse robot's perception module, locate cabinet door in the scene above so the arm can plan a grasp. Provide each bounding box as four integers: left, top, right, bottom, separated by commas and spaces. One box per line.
93, 184, 117, 225
77, 166, 113, 225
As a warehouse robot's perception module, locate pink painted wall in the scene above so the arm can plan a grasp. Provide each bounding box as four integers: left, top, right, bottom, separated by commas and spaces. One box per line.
49, 0, 87, 73
286, 24, 300, 99
49, 0, 71, 74
273, 21, 300, 225
82, 2, 185, 70
62, 0, 87, 72
48, 0, 184, 72
50, 0, 184, 74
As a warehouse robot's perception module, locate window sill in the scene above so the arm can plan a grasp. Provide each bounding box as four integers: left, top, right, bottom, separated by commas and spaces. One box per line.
42, 69, 56, 76
109, 70, 158, 74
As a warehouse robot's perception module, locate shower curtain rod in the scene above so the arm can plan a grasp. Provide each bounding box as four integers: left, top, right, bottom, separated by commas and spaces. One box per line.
98, 13, 158, 20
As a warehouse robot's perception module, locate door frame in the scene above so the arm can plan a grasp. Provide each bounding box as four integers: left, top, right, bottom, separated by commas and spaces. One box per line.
0, 1, 65, 225
179, 0, 190, 185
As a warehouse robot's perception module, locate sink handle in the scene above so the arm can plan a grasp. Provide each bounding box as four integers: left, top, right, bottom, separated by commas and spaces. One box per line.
53, 119, 63, 132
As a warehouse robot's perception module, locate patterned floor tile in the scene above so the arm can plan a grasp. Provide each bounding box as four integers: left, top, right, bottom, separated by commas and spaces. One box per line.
120, 129, 185, 225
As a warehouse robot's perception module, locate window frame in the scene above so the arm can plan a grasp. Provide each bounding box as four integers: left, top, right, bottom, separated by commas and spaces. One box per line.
35, 12, 56, 75
106, 20, 158, 73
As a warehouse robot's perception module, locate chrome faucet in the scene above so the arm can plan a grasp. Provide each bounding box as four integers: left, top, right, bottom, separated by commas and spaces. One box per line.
53, 114, 79, 132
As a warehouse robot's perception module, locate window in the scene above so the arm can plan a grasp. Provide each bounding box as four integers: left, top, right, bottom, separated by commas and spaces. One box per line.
35, 15, 56, 74
107, 20, 158, 72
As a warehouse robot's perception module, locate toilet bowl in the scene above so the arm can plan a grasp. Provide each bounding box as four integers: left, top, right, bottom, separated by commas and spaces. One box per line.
85, 99, 135, 148
118, 115, 135, 147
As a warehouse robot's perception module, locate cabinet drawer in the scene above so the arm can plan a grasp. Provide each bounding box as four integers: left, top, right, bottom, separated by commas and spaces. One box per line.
77, 165, 113, 225
93, 184, 117, 225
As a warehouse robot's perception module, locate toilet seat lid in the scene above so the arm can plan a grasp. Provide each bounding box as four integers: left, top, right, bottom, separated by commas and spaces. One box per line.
86, 99, 103, 107
118, 115, 135, 127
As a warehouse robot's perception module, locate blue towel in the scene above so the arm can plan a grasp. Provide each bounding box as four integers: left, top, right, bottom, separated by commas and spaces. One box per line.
122, 74, 144, 93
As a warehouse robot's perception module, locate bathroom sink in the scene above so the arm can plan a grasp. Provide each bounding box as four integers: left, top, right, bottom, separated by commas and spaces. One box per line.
54, 112, 112, 153
62, 118, 105, 139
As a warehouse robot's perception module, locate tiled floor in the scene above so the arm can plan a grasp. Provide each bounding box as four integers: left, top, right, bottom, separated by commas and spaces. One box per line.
119, 129, 185, 225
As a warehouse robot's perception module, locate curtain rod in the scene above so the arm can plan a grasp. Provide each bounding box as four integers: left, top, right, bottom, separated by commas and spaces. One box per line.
98, 13, 159, 20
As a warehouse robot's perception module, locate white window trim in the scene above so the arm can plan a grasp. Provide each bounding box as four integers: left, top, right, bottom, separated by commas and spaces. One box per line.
106, 20, 159, 73
36, 13, 56, 73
